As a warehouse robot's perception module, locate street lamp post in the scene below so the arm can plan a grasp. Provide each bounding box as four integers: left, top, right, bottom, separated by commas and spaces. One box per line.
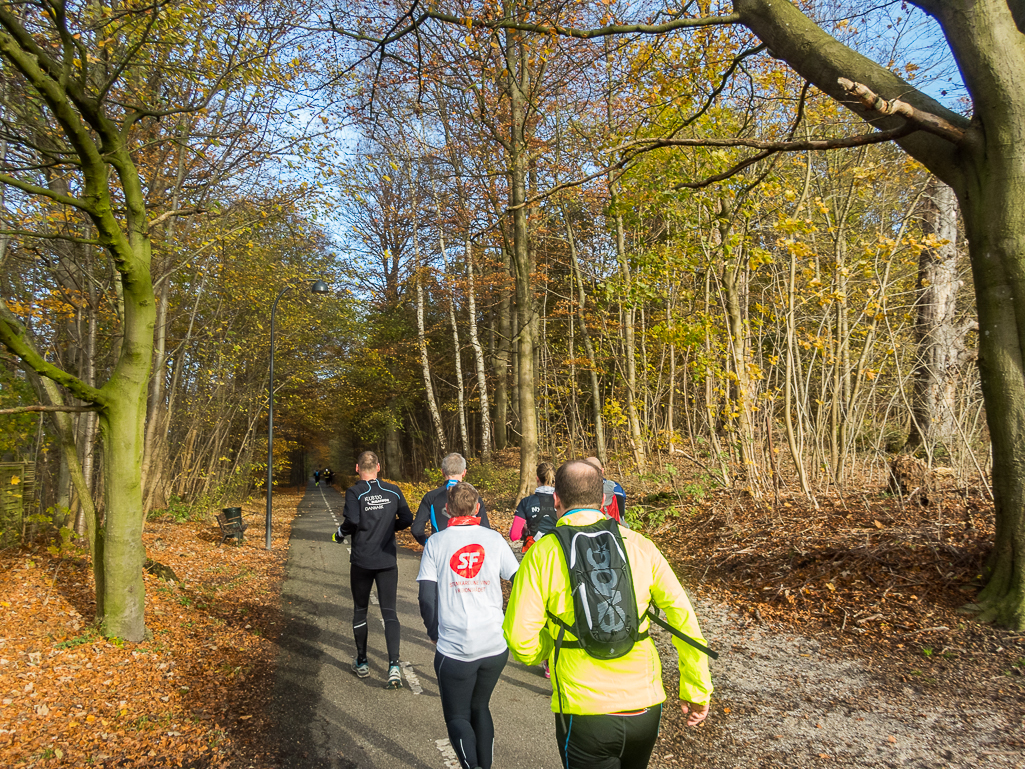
266, 280, 331, 550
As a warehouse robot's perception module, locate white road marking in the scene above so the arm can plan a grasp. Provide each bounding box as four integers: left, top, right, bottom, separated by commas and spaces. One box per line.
435, 738, 462, 769
399, 661, 422, 694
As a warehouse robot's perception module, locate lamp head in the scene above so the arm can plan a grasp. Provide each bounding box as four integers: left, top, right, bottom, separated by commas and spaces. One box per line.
310, 280, 331, 295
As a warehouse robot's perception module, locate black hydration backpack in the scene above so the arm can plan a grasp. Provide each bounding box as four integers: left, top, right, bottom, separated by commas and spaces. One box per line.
526, 492, 558, 538
548, 516, 718, 661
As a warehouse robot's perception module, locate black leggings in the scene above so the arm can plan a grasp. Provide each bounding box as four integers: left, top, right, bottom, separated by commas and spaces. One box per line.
350, 564, 400, 663
434, 649, 508, 769
554, 704, 662, 769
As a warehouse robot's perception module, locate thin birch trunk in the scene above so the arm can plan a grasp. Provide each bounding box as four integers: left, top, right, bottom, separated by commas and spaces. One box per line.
465, 241, 491, 461
440, 242, 470, 455
413, 221, 447, 454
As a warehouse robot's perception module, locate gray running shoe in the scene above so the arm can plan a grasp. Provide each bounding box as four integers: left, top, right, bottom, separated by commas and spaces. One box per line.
386, 664, 402, 689
351, 658, 370, 678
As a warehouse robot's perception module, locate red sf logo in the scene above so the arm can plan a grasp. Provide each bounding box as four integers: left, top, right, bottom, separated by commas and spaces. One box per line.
450, 544, 486, 578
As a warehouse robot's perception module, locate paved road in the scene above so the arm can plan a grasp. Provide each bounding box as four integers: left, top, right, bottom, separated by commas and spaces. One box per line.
271, 482, 561, 769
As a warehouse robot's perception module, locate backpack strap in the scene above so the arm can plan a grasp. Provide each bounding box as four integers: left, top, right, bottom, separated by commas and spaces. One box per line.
645, 609, 719, 660
549, 613, 570, 731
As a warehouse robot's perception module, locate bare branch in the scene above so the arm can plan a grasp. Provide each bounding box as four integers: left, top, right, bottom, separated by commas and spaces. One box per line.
0, 405, 99, 415
0, 172, 88, 211
147, 207, 206, 231
0, 228, 101, 245
614, 123, 915, 155
508, 124, 915, 210
838, 78, 966, 144
421, 9, 741, 40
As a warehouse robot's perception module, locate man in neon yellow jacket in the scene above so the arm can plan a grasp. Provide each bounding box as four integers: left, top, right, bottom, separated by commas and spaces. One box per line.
503, 459, 712, 769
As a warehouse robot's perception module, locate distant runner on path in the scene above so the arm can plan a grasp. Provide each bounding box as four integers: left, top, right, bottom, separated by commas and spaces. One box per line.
504, 459, 713, 769
417, 481, 519, 769
333, 450, 413, 688
412, 452, 491, 545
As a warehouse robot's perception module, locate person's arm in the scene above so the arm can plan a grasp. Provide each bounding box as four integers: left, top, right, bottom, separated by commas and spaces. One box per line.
478, 498, 491, 529
502, 546, 553, 666
411, 496, 431, 545
416, 541, 439, 642
338, 487, 359, 537
510, 498, 528, 541
418, 580, 439, 642
645, 540, 713, 717
394, 491, 413, 532
509, 515, 526, 542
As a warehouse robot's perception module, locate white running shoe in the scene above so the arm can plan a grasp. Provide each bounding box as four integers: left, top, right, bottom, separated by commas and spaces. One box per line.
386, 664, 402, 689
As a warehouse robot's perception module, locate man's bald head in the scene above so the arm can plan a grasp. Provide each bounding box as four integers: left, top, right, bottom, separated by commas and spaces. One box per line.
584, 456, 603, 472
554, 460, 604, 512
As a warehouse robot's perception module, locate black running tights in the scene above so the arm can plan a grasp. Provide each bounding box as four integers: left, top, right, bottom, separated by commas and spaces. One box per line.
434, 649, 508, 769
350, 565, 400, 663
554, 704, 662, 769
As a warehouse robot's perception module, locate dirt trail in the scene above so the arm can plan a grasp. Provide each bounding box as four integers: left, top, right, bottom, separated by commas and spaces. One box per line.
650, 601, 1024, 768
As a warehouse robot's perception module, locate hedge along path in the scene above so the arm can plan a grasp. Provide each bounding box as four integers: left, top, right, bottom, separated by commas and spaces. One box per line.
0, 492, 301, 768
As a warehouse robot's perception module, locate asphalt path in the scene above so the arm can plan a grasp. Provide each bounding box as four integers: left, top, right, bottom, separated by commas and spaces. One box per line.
271, 481, 561, 769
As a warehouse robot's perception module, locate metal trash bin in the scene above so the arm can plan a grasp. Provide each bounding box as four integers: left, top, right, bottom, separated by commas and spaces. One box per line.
222, 507, 244, 544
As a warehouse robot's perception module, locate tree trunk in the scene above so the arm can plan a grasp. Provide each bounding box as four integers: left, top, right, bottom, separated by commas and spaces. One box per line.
564, 204, 607, 464
722, 253, 761, 496
611, 200, 647, 473
493, 247, 512, 450
384, 397, 404, 480
441, 246, 470, 456
465, 242, 492, 462
507, 23, 539, 501
960, 174, 1025, 628
414, 226, 447, 456
907, 178, 971, 452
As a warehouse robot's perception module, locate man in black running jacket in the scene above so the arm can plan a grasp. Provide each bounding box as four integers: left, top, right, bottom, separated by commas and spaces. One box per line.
411, 452, 490, 545
334, 450, 413, 687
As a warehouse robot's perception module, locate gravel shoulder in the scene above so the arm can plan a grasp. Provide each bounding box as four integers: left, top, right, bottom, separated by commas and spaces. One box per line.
650, 601, 1024, 768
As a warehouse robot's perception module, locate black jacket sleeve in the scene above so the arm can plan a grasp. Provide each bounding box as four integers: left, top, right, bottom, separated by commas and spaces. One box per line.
478, 497, 491, 530
395, 491, 413, 532
339, 486, 359, 536
411, 494, 432, 545
418, 579, 439, 642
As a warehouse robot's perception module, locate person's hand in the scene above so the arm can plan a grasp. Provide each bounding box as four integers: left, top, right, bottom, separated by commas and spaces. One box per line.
429, 639, 437, 645
681, 701, 709, 727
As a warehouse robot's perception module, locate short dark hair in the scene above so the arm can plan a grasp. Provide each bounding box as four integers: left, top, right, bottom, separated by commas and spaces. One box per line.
357, 451, 379, 473
447, 481, 479, 517
554, 460, 603, 510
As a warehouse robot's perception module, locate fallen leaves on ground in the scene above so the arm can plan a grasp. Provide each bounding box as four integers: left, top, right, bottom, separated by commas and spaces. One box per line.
0, 492, 300, 768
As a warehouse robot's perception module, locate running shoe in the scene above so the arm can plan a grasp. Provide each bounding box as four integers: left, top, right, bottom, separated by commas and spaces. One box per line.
386, 664, 403, 689
351, 658, 369, 678
542, 660, 550, 679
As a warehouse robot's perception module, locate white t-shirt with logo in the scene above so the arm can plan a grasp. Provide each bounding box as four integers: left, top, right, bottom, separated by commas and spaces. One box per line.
416, 523, 519, 662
